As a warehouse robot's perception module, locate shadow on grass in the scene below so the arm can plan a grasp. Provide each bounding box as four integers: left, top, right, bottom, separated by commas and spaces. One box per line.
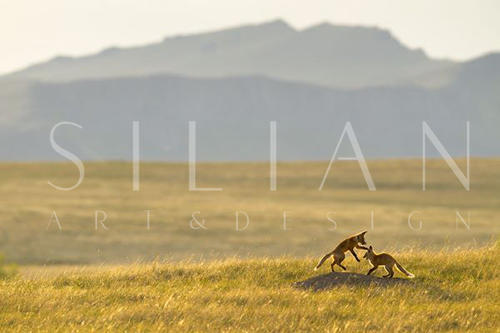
293, 272, 413, 291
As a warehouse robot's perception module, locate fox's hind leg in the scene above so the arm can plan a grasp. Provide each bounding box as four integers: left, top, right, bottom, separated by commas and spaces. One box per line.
367, 266, 378, 275
331, 253, 346, 271
337, 263, 347, 271
383, 265, 394, 278
334, 253, 347, 271
330, 262, 346, 271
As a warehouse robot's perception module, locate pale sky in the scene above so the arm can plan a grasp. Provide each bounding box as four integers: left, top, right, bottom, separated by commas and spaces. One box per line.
1, 0, 499, 74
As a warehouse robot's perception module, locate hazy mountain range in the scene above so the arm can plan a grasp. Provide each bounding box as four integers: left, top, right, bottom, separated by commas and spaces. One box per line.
1, 20, 499, 161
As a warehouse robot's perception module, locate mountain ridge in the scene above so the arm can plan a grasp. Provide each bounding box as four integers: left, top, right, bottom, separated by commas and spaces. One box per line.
1, 65, 498, 161
1, 20, 499, 161
4, 20, 454, 89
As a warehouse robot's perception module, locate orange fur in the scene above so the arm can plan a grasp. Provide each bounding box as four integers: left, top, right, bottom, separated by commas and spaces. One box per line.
363, 245, 414, 278
314, 231, 368, 272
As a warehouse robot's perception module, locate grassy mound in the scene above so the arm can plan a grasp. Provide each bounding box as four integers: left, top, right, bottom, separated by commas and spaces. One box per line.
0, 247, 498, 332
293, 271, 412, 291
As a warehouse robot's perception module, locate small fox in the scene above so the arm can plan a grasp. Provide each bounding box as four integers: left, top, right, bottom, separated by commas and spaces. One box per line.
314, 231, 368, 272
363, 245, 415, 278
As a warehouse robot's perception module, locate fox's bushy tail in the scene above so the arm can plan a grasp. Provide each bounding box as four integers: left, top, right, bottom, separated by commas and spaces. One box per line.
314, 252, 333, 271
395, 262, 415, 278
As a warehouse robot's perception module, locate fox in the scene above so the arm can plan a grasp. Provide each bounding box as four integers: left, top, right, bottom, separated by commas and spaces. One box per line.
314, 231, 368, 272
363, 245, 415, 278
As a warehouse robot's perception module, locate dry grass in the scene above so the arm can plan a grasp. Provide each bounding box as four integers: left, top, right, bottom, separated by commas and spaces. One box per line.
0, 159, 498, 265
0, 159, 498, 331
0, 246, 498, 332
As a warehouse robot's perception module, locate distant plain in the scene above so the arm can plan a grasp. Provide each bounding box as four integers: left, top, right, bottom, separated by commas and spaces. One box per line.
0, 158, 497, 265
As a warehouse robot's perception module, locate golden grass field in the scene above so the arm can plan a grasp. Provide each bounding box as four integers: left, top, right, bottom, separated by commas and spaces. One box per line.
0, 247, 498, 332
0, 159, 498, 264
0, 159, 499, 331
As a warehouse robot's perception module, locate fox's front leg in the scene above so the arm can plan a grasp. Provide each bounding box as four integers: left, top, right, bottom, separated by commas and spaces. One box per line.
367, 266, 377, 275
349, 249, 360, 262
356, 245, 369, 251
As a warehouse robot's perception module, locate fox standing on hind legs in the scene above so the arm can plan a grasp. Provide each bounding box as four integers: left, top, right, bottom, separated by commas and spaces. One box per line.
363, 245, 415, 278
314, 231, 368, 272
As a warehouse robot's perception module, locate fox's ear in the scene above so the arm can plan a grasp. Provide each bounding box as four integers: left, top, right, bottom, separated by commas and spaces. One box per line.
369, 245, 373, 250
360, 230, 367, 235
